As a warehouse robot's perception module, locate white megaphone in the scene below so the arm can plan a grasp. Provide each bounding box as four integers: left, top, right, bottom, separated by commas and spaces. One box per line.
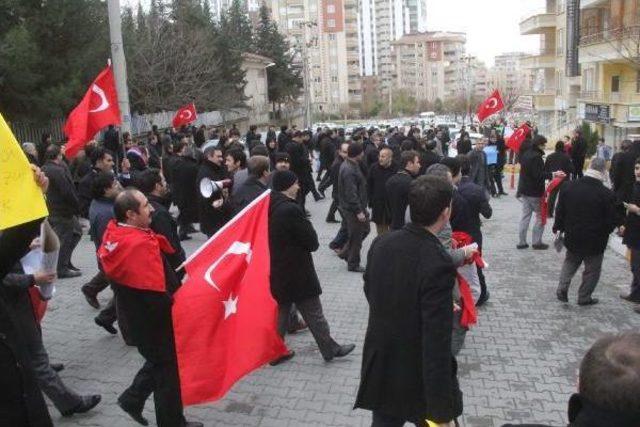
199, 178, 232, 199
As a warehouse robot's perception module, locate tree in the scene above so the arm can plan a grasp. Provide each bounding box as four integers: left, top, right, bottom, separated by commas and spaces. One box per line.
223, 0, 254, 53
254, 3, 302, 108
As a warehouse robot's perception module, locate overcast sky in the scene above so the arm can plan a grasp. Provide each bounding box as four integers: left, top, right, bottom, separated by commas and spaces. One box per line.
123, 0, 544, 67
426, 0, 544, 66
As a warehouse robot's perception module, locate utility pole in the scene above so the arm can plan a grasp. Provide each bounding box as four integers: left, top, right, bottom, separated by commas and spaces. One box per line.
107, 0, 132, 134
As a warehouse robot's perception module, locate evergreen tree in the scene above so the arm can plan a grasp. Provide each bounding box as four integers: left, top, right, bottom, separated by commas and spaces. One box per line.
223, 0, 254, 53
212, 15, 248, 110
255, 3, 302, 107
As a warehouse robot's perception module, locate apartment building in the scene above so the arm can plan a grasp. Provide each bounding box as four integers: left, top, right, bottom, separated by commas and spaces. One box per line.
269, 0, 350, 114
520, 0, 582, 137
578, 0, 640, 146
490, 52, 534, 98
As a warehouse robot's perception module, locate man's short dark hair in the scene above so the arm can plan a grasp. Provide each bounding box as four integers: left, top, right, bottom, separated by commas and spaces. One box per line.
250, 144, 269, 157
400, 150, 419, 168
135, 168, 163, 194
409, 175, 453, 227
247, 155, 270, 178
440, 157, 461, 178
226, 149, 247, 168
347, 142, 363, 158
457, 154, 471, 176
91, 172, 116, 200
533, 134, 547, 147
44, 144, 61, 161
90, 147, 113, 166
114, 189, 142, 223
555, 140, 565, 151
400, 139, 415, 152
579, 333, 640, 413
203, 144, 222, 158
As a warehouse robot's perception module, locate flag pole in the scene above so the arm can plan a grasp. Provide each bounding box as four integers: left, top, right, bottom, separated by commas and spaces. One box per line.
107, 0, 131, 135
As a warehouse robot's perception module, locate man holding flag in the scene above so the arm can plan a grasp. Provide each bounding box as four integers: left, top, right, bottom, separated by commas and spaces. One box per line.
98, 189, 202, 427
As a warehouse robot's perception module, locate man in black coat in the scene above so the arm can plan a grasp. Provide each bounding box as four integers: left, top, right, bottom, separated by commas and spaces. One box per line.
0, 168, 53, 426
571, 129, 587, 180
170, 141, 199, 240
545, 140, 575, 177
553, 158, 621, 306
338, 143, 370, 272
386, 150, 421, 230
196, 146, 230, 237
101, 190, 201, 427
355, 175, 462, 427
41, 144, 83, 278
367, 147, 397, 236
502, 333, 640, 427
268, 171, 355, 364
318, 130, 335, 182
610, 139, 637, 203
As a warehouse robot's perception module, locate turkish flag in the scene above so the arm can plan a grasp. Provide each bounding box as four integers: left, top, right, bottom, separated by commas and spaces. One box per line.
476, 89, 504, 122
172, 190, 288, 406
63, 65, 121, 159
172, 103, 197, 128
506, 123, 531, 153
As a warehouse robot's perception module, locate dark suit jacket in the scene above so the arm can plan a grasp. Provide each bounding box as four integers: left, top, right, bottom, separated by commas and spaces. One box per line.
355, 223, 462, 423
386, 171, 413, 230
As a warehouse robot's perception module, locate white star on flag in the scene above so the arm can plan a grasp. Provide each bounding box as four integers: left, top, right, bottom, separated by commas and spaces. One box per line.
222, 294, 238, 319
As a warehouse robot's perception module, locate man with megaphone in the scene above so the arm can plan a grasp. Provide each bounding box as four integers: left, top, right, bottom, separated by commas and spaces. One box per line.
197, 145, 232, 238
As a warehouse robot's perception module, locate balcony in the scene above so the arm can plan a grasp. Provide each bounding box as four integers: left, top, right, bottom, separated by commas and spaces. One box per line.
578, 91, 640, 105
579, 26, 640, 63
525, 92, 556, 111
519, 13, 556, 35
521, 50, 557, 69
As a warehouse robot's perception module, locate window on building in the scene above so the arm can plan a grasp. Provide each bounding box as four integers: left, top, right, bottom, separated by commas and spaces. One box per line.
331, 76, 338, 82
327, 19, 335, 28
327, 4, 335, 13
328, 33, 336, 41
612, 75, 620, 92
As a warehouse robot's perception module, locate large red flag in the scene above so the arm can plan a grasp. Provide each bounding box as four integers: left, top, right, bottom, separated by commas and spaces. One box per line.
476, 89, 504, 122
172, 103, 197, 128
63, 65, 121, 159
506, 123, 531, 153
172, 190, 288, 406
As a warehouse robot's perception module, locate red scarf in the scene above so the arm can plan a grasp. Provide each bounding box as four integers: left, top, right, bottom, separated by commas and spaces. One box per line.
541, 176, 565, 226
98, 220, 175, 292
451, 231, 484, 328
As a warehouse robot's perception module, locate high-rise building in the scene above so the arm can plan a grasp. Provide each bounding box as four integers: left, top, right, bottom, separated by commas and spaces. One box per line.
490, 52, 534, 98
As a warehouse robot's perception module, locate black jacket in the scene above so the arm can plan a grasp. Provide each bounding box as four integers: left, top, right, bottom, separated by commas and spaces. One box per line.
553, 176, 620, 256
545, 151, 575, 177
148, 194, 186, 275
42, 160, 80, 217
458, 176, 492, 247
610, 151, 637, 203
571, 136, 587, 160
420, 150, 441, 175
338, 158, 368, 215
197, 161, 229, 236
623, 181, 640, 249
469, 149, 490, 190
457, 138, 472, 155
170, 155, 199, 222
232, 176, 268, 215
319, 136, 336, 169
355, 223, 462, 423
367, 163, 397, 224
268, 192, 321, 304
518, 147, 551, 198
329, 156, 344, 200
386, 171, 414, 230
0, 219, 53, 426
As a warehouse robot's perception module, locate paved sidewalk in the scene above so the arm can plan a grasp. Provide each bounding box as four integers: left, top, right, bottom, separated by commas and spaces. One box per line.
42, 191, 639, 427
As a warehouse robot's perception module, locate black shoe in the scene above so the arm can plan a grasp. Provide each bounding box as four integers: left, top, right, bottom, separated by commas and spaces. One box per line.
620, 293, 640, 303
61, 394, 101, 417
117, 398, 149, 426
348, 265, 365, 273
557, 290, 568, 303
95, 317, 118, 335
578, 297, 599, 306
516, 243, 529, 250
499, 191, 508, 196
324, 343, 356, 362
313, 193, 325, 201
81, 285, 100, 309
58, 269, 82, 279
269, 350, 295, 366
179, 234, 192, 241
326, 218, 339, 223
50, 363, 65, 372
476, 290, 490, 307
185, 422, 204, 427
68, 263, 81, 272
532, 243, 549, 250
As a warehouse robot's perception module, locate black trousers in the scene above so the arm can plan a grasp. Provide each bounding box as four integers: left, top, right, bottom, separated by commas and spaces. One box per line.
343, 210, 370, 268
326, 199, 339, 221
48, 215, 82, 273
83, 269, 110, 296
119, 347, 183, 427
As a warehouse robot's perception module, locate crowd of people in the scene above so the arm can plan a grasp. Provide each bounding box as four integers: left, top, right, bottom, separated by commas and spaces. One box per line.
1, 118, 639, 427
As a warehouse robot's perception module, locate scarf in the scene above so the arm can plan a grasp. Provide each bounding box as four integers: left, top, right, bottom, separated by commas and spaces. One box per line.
583, 169, 604, 182
541, 176, 566, 226
451, 231, 487, 328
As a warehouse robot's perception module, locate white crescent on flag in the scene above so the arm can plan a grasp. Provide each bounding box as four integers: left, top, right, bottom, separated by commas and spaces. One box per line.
487, 98, 498, 109
204, 241, 252, 292
181, 109, 193, 120
89, 84, 109, 113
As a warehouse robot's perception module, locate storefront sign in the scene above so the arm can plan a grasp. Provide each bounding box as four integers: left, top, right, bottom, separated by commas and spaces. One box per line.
584, 103, 610, 124
629, 105, 640, 122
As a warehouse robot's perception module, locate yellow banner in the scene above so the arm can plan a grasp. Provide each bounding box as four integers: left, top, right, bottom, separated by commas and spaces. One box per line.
0, 113, 48, 230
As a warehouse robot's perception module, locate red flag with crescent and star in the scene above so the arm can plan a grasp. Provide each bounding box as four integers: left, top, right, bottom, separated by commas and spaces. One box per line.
172, 103, 197, 128
63, 65, 121, 159
476, 89, 504, 123
506, 123, 531, 153
172, 189, 288, 406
